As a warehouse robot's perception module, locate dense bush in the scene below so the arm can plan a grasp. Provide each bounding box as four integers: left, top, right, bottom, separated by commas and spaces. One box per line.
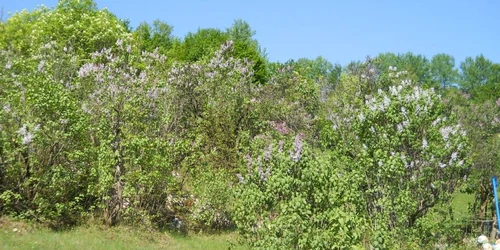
234, 135, 365, 249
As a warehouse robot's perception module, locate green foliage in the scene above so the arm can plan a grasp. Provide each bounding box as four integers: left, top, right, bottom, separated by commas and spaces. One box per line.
431, 53, 459, 88
259, 62, 321, 136
349, 78, 469, 247
226, 19, 269, 84
320, 67, 471, 248
451, 95, 500, 223
375, 52, 432, 86
0, 42, 92, 227
459, 55, 500, 101
234, 136, 365, 249
76, 39, 174, 226
1, 0, 127, 58
133, 19, 175, 54
175, 28, 229, 62
189, 170, 235, 231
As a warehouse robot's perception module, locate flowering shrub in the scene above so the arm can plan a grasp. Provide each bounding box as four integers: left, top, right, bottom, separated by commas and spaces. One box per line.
234, 135, 365, 249
347, 73, 469, 248
0, 42, 92, 227
76, 39, 173, 226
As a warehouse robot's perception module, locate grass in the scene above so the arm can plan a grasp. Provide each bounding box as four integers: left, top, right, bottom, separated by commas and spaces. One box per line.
452, 191, 474, 219
0, 217, 248, 250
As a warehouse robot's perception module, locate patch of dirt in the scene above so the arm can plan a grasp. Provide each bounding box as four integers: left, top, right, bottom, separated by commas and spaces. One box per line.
0, 216, 33, 235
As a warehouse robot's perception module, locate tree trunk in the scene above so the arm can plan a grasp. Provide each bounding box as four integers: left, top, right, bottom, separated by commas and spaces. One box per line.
478, 184, 490, 234
104, 109, 124, 226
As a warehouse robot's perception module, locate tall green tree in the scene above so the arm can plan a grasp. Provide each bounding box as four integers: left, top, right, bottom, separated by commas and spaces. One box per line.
174, 28, 228, 62
0, 0, 127, 58
226, 19, 268, 84
459, 55, 499, 100
430, 53, 458, 88
226, 19, 257, 48
133, 19, 176, 54
375, 52, 432, 86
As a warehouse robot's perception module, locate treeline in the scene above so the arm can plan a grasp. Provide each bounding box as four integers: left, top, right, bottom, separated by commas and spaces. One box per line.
0, 0, 499, 249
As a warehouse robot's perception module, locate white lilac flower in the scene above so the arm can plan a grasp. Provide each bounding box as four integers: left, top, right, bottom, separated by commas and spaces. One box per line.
5, 60, 12, 69
422, 138, 428, 149
397, 123, 403, 133
290, 134, 303, 162
236, 173, 244, 183
389, 86, 397, 96
451, 151, 458, 161
358, 113, 365, 122
38, 60, 45, 72
460, 129, 467, 137
22, 132, 34, 145
17, 125, 27, 136
401, 106, 407, 116
440, 126, 453, 141
415, 104, 421, 115
383, 95, 391, 108
432, 118, 441, 127
402, 120, 409, 128
439, 162, 446, 168
3, 104, 11, 113
401, 79, 411, 86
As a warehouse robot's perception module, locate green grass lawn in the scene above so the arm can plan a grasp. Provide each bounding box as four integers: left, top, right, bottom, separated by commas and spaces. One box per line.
452, 191, 474, 220
0, 217, 248, 250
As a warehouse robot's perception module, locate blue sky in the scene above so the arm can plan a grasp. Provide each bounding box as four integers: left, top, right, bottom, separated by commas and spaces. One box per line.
1, 0, 498, 65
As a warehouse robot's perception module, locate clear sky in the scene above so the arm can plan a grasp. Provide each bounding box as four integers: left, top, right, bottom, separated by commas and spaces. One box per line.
1, 0, 498, 66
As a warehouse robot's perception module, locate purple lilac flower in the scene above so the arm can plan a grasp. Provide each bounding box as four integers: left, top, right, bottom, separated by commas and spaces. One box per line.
236, 173, 244, 183
264, 144, 273, 161
257, 163, 266, 181
290, 134, 303, 162
278, 140, 284, 153
244, 154, 253, 171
